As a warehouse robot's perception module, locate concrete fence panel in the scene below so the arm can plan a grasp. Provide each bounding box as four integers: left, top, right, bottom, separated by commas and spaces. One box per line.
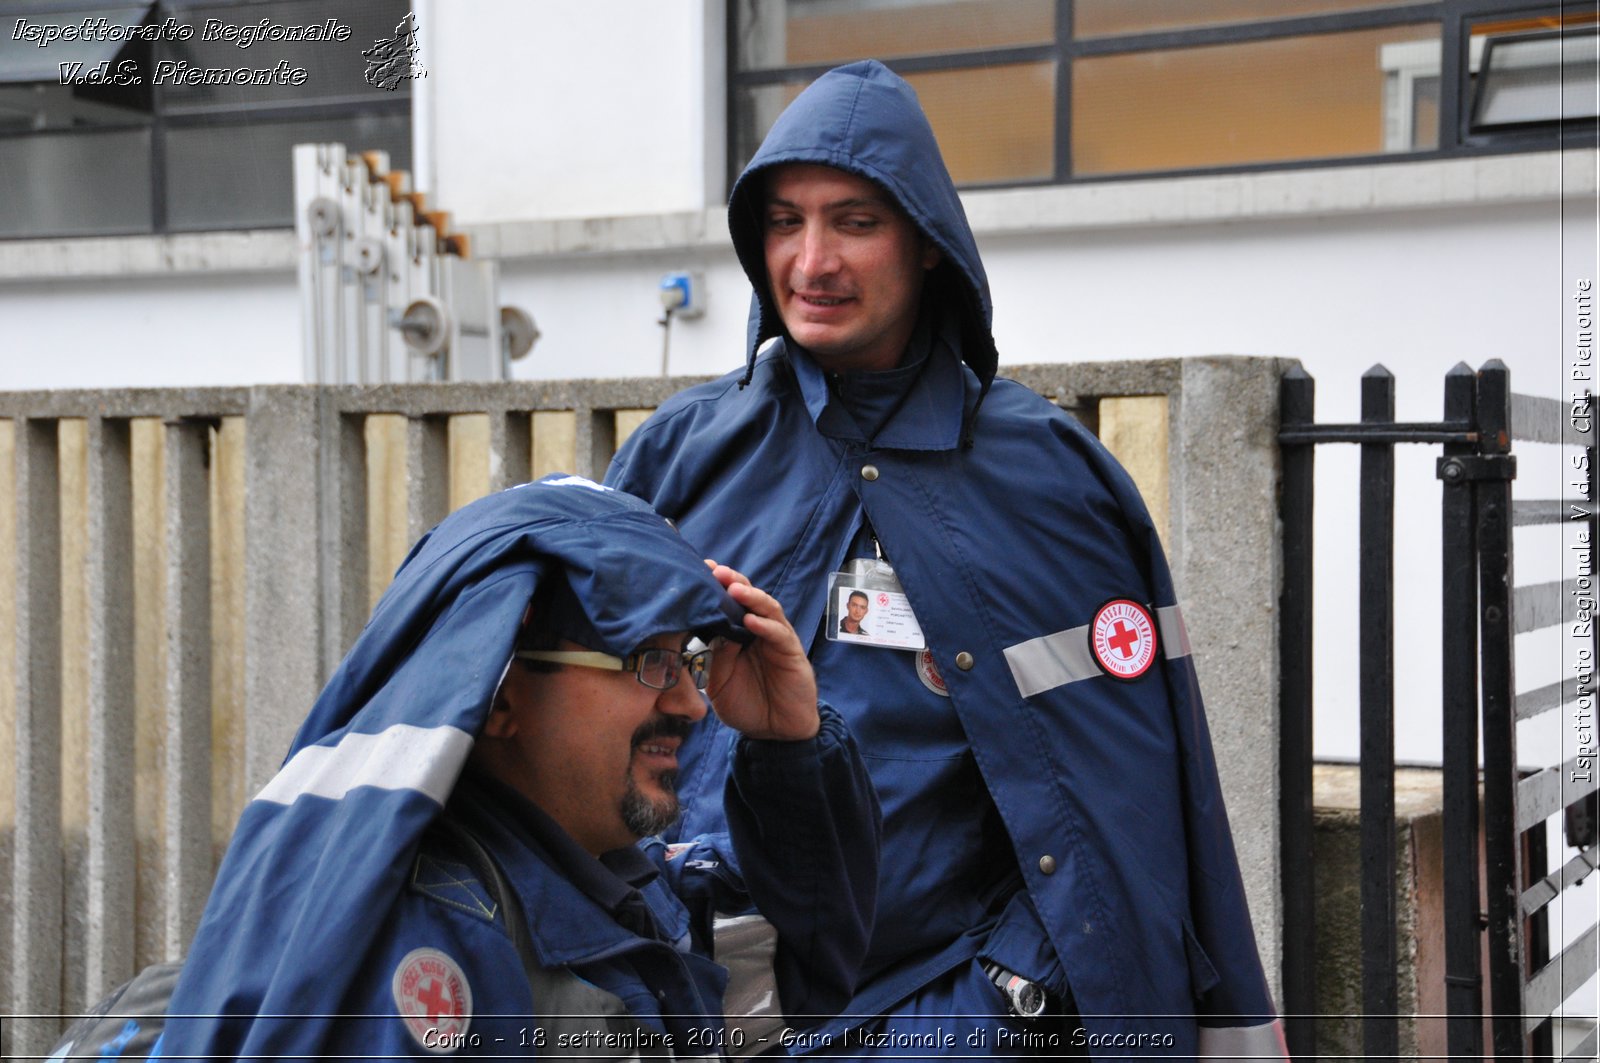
1, 358, 1289, 1057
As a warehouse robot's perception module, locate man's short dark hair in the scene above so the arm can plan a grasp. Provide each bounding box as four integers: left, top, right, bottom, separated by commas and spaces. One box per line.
848, 590, 869, 604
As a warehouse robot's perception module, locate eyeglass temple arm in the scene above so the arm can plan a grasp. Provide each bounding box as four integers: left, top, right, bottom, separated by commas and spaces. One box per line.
513, 650, 626, 670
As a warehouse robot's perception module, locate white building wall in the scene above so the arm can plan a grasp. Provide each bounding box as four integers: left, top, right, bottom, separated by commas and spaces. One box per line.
423, 0, 724, 223
0, 272, 301, 389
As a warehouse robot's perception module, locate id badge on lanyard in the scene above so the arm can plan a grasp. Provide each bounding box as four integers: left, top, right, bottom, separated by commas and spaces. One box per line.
825, 556, 927, 651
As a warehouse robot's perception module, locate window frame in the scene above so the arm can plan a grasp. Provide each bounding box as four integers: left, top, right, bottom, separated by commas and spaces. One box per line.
725, 0, 1599, 192
1466, 24, 1600, 133
0, 0, 411, 238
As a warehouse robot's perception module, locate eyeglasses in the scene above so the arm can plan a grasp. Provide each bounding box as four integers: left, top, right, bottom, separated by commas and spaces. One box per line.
515, 644, 713, 692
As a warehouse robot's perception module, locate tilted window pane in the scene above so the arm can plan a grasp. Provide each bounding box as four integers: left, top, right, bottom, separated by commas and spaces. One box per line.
734, 62, 1054, 186
156, 0, 412, 108
164, 112, 409, 230
0, 128, 152, 237
1075, 0, 1429, 39
0, 80, 152, 134
735, 0, 1052, 70
0, 5, 150, 83
1071, 24, 1440, 175
1472, 32, 1599, 128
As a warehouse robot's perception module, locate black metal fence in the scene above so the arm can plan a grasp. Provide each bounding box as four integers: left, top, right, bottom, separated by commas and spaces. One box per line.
1278, 360, 1599, 1060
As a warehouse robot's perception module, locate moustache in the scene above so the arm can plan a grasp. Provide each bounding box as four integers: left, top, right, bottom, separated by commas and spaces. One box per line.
630, 714, 694, 750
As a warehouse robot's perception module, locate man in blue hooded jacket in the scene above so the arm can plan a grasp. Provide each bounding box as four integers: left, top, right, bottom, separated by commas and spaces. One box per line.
607, 61, 1287, 1058
139, 476, 878, 1060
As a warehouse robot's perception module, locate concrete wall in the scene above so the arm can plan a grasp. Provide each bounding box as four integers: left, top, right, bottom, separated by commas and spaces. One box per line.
1312, 764, 1471, 1060
0, 359, 1287, 1056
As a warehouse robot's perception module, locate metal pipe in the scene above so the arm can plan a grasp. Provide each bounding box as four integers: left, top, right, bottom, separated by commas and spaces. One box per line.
1474, 359, 1526, 1059
1440, 362, 1483, 1059
1359, 364, 1398, 1061
1277, 365, 1317, 1060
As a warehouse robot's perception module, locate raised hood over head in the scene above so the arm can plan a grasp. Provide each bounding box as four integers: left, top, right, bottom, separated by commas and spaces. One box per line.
727, 59, 998, 399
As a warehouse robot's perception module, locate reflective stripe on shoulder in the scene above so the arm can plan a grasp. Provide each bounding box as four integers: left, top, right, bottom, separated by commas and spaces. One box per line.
1003, 604, 1191, 698
1197, 1019, 1289, 1060
1156, 603, 1191, 659
254, 723, 472, 807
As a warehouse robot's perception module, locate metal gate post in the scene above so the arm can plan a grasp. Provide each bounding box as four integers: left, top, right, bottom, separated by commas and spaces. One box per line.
1358, 366, 1399, 1061
1277, 367, 1317, 1060
1273, 365, 1312, 1056
1438, 363, 1484, 1058
1473, 360, 1526, 1058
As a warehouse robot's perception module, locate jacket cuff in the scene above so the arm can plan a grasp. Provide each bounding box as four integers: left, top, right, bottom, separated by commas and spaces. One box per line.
733, 700, 847, 761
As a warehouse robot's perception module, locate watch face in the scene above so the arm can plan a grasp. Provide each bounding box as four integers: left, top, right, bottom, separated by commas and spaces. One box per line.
1013, 982, 1046, 1017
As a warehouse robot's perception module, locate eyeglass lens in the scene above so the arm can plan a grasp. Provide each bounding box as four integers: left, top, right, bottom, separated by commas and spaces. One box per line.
633, 649, 711, 692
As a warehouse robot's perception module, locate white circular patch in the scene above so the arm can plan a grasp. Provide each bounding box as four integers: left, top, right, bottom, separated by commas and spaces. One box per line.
916, 647, 950, 697
392, 947, 472, 1053
1089, 599, 1158, 680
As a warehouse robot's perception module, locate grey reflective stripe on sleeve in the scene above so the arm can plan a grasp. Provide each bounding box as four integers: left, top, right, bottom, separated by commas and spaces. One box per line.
1197, 1019, 1289, 1060
1156, 604, 1191, 659
1003, 622, 1098, 698
254, 723, 473, 807
1003, 604, 1190, 698
713, 914, 786, 1058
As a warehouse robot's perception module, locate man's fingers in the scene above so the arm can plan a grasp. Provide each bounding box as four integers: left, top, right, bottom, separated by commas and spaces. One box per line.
739, 611, 794, 642
713, 563, 800, 649
711, 563, 755, 590
725, 576, 785, 618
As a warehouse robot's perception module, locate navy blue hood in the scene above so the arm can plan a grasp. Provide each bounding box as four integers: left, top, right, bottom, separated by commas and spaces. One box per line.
159, 475, 746, 1058
298, 472, 749, 747
727, 60, 998, 400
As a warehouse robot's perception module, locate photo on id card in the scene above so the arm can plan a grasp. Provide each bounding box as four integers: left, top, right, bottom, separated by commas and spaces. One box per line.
826, 571, 926, 651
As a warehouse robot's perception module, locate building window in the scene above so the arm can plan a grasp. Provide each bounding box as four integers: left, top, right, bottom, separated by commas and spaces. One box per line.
0, 0, 412, 239
1469, 21, 1599, 131
729, 1, 1598, 189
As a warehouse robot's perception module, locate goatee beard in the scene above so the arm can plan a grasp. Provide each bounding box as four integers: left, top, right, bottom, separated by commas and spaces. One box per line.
621, 713, 691, 838
621, 769, 680, 838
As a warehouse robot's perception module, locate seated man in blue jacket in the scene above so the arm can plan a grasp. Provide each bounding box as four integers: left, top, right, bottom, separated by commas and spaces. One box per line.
148, 476, 879, 1059
608, 61, 1286, 1058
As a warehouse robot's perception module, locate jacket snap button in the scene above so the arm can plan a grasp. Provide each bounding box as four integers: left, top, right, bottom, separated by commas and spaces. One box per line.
1039, 854, 1057, 875
955, 651, 975, 670
860, 464, 880, 481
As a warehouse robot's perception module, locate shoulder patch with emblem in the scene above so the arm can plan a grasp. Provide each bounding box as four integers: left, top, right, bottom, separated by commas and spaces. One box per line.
393, 947, 472, 1053
1088, 598, 1159, 680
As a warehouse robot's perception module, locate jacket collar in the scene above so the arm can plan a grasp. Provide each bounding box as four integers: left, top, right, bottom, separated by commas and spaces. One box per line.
786, 324, 970, 452
452, 773, 689, 967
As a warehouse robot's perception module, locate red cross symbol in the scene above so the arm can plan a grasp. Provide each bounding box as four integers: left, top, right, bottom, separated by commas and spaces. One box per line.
417, 977, 455, 1020
1107, 620, 1140, 658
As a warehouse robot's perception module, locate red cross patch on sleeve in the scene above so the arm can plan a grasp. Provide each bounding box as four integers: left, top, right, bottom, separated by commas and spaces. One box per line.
393, 947, 473, 1053
1088, 599, 1159, 681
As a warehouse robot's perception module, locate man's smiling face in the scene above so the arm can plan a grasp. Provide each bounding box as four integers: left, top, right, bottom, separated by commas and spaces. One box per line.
483, 633, 707, 855
762, 163, 940, 374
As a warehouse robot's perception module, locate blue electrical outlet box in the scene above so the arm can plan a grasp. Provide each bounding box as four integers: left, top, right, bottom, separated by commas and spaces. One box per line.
658, 271, 705, 318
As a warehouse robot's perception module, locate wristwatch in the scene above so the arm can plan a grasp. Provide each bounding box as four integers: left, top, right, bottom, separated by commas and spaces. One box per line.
983, 962, 1048, 1021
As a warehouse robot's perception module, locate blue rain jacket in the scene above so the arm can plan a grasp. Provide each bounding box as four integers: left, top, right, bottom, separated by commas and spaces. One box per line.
153, 475, 879, 1059
608, 61, 1285, 1058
